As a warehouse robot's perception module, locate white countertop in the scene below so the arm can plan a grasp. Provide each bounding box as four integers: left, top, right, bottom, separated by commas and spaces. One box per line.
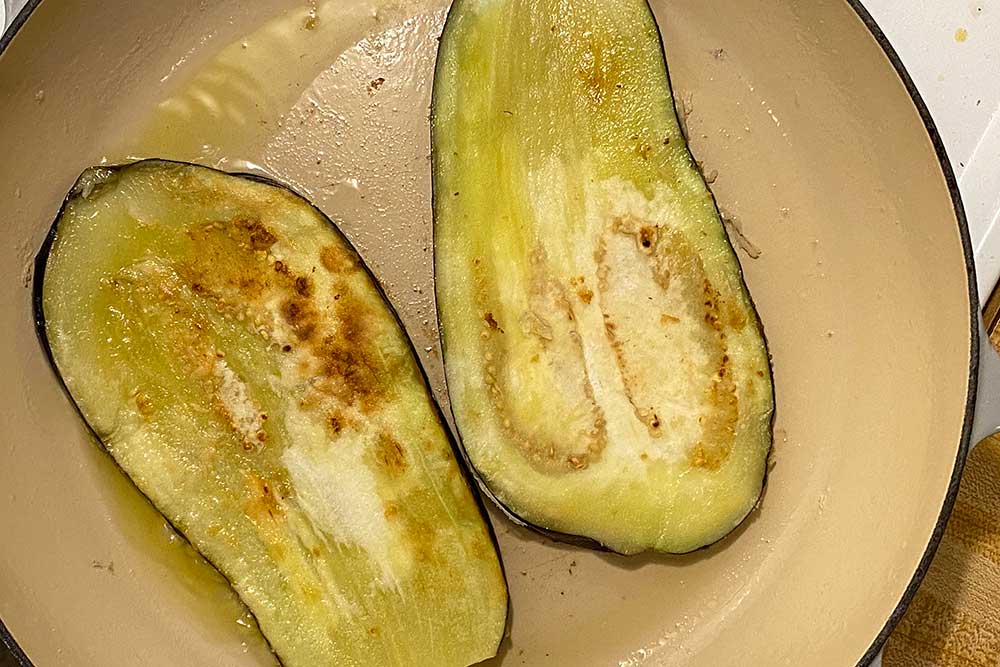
863, 0, 1000, 299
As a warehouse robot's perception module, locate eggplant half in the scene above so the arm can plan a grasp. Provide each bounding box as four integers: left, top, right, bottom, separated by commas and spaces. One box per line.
432, 0, 774, 554
36, 160, 507, 666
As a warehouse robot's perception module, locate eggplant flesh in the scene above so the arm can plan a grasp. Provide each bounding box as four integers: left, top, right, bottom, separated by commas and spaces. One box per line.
432, 0, 774, 554
37, 160, 507, 666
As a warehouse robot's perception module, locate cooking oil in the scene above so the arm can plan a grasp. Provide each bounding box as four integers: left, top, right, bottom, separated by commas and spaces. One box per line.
93, 0, 450, 659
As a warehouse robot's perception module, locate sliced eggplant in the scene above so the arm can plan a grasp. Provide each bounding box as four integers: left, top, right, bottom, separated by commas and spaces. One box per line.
36, 160, 507, 666
432, 0, 774, 554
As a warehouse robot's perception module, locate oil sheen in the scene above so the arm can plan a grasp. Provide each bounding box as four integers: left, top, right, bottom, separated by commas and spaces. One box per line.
96, 1, 452, 658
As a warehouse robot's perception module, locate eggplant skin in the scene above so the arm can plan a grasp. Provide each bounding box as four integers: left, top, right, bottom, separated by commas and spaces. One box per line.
431, 0, 775, 555
35, 159, 508, 667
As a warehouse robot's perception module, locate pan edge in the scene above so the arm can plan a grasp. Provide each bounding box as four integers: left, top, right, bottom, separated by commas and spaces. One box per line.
0, 1, 981, 666
842, 2, 979, 666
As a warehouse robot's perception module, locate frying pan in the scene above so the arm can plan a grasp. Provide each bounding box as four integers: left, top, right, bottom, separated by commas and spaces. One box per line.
0, 0, 995, 665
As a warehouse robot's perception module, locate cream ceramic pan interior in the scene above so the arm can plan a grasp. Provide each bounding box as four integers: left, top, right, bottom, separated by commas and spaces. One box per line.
0, 0, 977, 665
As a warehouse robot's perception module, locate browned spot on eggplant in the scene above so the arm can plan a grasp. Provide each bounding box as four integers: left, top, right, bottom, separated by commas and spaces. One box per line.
575, 33, 622, 108
245, 473, 285, 522
327, 412, 346, 435
374, 433, 408, 477
727, 302, 748, 330
229, 274, 268, 300
404, 517, 439, 564
612, 215, 658, 256
281, 298, 318, 342
600, 216, 740, 457
294, 275, 312, 297
175, 220, 284, 309
569, 275, 594, 304
134, 391, 154, 417
312, 293, 387, 412
638, 225, 656, 250
700, 279, 728, 333
235, 218, 277, 251
688, 354, 738, 470
484, 311, 501, 331
314, 347, 382, 412
319, 245, 356, 274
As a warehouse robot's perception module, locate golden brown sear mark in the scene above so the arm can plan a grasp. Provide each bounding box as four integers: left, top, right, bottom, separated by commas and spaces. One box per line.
235, 218, 277, 251
702, 279, 724, 333
373, 433, 408, 477
281, 297, 318, 342
569, 275, 594, 304
180, 218, 281, 303
281, 282, 392, 415
601, 215, 740, 462
575, 34, 622, 109
245, 473, 286, 523
294, 275, 312, 297
327, 411, 347, 435
318, 293, 388, 411
405, 517, 440, 564
178, 218, 396, 421
319, 244, 357, 274
637, 225, 655, 251
134, 390, 154, 417
688, 353, 738, 470
634, 141, 653, 161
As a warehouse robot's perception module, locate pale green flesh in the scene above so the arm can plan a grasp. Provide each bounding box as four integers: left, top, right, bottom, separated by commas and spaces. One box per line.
41, 161, 507, 666
433, 0, 774, 554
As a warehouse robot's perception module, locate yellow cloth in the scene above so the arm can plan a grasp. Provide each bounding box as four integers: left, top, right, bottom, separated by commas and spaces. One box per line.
885, 433, 1000, 664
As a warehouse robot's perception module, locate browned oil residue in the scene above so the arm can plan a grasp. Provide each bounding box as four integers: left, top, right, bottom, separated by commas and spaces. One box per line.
373, 433, 408, 477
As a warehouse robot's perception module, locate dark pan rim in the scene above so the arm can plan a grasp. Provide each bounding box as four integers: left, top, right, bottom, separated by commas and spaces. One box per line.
0, 1, 979, 665
844, 2, 978, 666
